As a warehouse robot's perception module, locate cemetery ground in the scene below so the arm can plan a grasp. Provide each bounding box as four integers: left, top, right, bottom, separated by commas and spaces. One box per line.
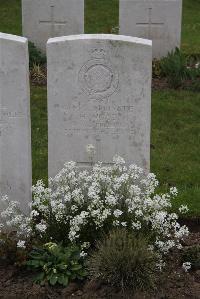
0, 0, 200, 298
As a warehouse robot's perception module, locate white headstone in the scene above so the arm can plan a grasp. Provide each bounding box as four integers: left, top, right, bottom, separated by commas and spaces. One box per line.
0, 33, 32, 214
119, 0, 182, 58
22, 0, 84, 52
47, 34, 152, 176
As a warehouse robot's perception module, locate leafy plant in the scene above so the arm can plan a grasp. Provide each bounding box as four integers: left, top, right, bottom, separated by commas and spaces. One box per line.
26, 242, 87, 286
182, 245, 200, 270
30, 63, 47, 86
152, 59, 162, 78
88, 229, 157, 293
28, 41, 46, 68
0, 157, 189, 269
160, 48, 190, 88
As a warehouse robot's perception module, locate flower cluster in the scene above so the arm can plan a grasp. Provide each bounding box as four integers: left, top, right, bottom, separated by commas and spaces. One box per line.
0, 195, 31, 238
0, 156, 189, 266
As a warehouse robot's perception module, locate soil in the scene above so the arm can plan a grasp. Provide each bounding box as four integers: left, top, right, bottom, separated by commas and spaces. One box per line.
0, 228, 200, 299
152, 78, 169, 90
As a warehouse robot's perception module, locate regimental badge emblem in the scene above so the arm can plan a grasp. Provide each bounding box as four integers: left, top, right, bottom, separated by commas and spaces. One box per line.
78, 48, 119, 100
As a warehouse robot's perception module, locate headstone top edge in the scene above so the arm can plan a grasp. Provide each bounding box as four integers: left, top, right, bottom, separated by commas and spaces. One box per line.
0, 32, 27, 44
47, 34, 152, 47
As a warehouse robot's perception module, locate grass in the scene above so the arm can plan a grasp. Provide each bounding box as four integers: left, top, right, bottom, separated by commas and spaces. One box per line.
85, 0, 119, 34
0, 0, 21, 35
0, 0, 200, 215
151, 90, 200, 215
31, 87, 47, 184
181, 0, 200, 54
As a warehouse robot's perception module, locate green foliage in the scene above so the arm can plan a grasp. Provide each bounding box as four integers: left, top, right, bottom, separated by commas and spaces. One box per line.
160, 48, 200, 88
182, 245, 200, 270
160, 48, 190, 88
26, 242, 87, 286
29, 42, 46, 68
88, 229, 156, 293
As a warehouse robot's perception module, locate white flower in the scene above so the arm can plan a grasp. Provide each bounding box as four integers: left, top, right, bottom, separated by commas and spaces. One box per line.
179, 205, 189, 214
35, 223, 47, 233
30, 210, 39, 218
182, 262, 191, 272
86, 144, 96, 157
17, 240, 26, 249
156, 260, 166, 271
80, 251, 87, 258
113, 209, 123, 218
1, 195, 9, 202
71, 205, 78, 212
113, 155, 125, 165
132, 221, 141, 230
135, 209, 143, 217
81, 242, 90, 249
113, 220, 120, 226
170, 187, 178, 196
64, 194, 71, 202
105, 194, 117, 206
68, 230, 78, 242
0, 154, 189, 273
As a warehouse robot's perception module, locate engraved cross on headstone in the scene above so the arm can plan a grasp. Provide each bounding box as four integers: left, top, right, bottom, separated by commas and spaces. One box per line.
39, 5, 67, 37
136, 8, 164, 39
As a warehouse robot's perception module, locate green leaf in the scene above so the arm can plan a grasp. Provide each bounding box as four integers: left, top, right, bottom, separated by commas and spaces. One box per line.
58, 274, 69, 286
57, 263, 68, 270
26, 260, 41, 268
71, 264, 82, 271
57, 274, 64, 285
61, 275, 69, 287
77, 269, 88, 277
49, 275, 58, 286
34, 272, 45, 283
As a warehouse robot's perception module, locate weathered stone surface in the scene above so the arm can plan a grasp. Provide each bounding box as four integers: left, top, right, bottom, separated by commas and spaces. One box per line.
47, 34, 152, 176
0, 33, 32, 214
22, 0, 84, 52
119, 0, 182, 58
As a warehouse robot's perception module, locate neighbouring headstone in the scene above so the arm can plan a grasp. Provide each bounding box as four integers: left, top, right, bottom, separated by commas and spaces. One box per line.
119, 0, 182, 58
0, 33, 32, 214
22, 0, 84, 52
47, 34, 152, 176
